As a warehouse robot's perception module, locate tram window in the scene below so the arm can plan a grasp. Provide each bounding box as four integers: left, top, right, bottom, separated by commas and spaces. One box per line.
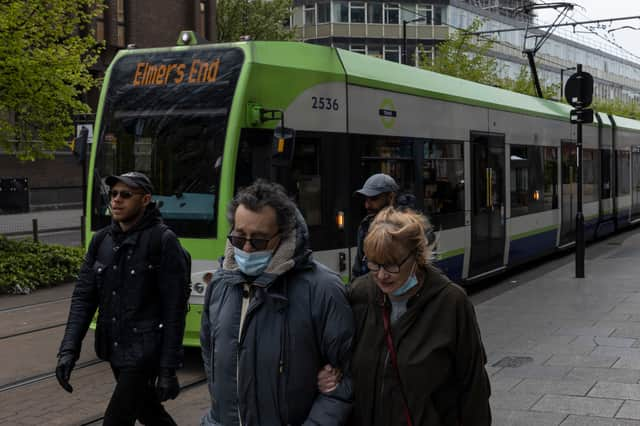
359, 137, 415, 197
290, 139, 322, 226
601, 149, 611, 199
583, 149, 599, 202
617, 150, 630, 195
543, 146, 558, 210
509, 145, 545, 217
423, 140, 464, 229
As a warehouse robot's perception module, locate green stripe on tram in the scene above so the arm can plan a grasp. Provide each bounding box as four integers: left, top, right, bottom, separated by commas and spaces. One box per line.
438, 248, 465, 260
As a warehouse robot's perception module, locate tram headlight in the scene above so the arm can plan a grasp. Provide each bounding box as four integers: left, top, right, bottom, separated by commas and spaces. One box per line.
193, 282, 205, 294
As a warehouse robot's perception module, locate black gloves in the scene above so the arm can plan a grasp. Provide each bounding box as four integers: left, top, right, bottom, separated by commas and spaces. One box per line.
156, 368, 180, 401
55, 352, 77, 393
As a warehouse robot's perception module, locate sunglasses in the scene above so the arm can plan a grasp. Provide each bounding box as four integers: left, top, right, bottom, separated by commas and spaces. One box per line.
109, 190, 145, 199
227, 232, 279, 251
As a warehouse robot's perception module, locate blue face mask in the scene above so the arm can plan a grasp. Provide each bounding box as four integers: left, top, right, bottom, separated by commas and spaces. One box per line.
392, 271, 419, 297
233, 247, 273, 276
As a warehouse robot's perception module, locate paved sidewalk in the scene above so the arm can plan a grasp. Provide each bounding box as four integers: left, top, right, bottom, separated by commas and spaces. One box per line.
0, 208, 82, 235
479, 229, 640, 425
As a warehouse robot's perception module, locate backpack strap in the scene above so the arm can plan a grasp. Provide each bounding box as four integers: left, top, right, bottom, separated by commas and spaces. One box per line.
148, 223, 169, 267
89, 227, 111, 263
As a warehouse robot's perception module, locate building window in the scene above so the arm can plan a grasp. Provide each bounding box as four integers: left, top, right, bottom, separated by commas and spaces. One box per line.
434, 5, 445, 25
384, 3, 399, 24
350, 2, 365, 23
417, 4, 433, 24
350, 44, 366, 54
383, 45, 400, 63
95, 12, 105, 42
333, 1, 349, 22
368, 44, 382, 58
424, 140, 465, 229
367, 2, 382, 23
318, 3, 330, 23
304, 5, 316, 25
419, 46, 434, 67
116, 0, 126, 47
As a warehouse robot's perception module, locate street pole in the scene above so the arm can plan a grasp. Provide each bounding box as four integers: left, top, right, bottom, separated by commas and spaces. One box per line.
402, 20, 408, 65
575, 64, 585, 278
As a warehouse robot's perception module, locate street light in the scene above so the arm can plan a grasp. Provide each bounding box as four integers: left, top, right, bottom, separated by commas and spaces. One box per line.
403, 17, 424, 65
560, 66, 576, 99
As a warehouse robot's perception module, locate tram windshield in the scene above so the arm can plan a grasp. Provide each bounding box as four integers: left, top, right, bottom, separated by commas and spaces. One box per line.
92, 48, 244, 238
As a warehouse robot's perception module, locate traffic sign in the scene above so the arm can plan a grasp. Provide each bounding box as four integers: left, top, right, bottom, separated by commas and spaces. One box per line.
570, 108, 594, 124
565, 70, 593, 108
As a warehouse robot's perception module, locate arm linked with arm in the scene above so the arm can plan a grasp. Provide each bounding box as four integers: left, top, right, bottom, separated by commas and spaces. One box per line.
303, 277, 355, 426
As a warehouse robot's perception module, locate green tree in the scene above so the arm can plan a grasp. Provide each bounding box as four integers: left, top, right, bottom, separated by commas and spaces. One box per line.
500, 65, 559, 99
217, 0, 294, 43
0, 0, 103, 160
419, 18, 501, 86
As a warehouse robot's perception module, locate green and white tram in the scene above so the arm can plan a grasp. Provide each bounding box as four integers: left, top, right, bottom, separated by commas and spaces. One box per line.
88, 33, 640, 346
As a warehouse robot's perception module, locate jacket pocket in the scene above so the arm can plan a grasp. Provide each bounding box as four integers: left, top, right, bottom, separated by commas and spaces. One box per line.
130, 319, 163, 365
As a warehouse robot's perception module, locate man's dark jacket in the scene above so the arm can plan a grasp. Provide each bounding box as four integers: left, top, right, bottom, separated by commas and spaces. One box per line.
352, 214, 374, 278
348, 265, 491, 426
200, 215, 354, 426
58, 203, 188, 369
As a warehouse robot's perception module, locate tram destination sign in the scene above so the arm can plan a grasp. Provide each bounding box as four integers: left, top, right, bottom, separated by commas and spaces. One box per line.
564, 70, 593, 108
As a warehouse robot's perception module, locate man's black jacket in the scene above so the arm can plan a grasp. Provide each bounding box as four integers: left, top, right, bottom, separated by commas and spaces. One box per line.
58, 204, 188, 370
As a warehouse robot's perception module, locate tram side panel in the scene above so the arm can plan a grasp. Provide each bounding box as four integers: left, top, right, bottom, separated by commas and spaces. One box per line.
487, 109, 569, 267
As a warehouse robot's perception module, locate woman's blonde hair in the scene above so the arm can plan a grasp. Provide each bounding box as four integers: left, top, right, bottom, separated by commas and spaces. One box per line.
363, 207, 432, 268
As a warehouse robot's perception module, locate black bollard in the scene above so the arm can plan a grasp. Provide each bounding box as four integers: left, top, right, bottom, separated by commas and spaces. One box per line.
32, 218, 38, 242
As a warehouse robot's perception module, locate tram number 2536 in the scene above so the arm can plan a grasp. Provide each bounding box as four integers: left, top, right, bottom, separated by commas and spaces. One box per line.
311, 96, 339, 111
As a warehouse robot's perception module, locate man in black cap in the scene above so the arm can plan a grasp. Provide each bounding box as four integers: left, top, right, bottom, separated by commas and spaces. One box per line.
352, 173, 399, 278
56, 171, 189, 426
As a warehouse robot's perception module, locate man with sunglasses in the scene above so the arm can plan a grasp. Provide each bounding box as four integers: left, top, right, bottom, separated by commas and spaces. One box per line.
200, 179, 354, 426
56, 171, 189, 426
352, 173, 399, 278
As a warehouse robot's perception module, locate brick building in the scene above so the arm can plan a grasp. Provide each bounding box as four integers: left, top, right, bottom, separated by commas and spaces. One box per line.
1, 0, 216, 211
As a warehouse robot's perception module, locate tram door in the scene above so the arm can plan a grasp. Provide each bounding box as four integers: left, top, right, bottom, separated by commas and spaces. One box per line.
469, 132, 505, 277
560, 141, 577, 245
631, 146, 640, 220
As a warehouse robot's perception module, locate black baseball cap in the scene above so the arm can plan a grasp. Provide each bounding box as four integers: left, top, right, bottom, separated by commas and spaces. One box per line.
105, 172, 153, 194
355, 173, 399, 197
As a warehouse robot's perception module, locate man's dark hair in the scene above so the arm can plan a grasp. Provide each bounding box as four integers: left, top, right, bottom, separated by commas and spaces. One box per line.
227, 179, 297, 235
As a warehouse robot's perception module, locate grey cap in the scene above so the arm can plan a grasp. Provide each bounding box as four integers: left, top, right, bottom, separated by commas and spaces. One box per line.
105, 172, 153, 194
355, 173, 399, 197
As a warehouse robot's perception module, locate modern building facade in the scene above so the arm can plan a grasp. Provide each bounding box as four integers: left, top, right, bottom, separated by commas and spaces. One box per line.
292, 0, 640, 102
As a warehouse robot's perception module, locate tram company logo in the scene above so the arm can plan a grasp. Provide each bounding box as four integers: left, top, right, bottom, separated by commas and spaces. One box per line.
379, 98, 397, 129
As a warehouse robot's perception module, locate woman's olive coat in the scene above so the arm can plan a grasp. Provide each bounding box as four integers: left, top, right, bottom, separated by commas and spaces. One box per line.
349, 265, 491, 426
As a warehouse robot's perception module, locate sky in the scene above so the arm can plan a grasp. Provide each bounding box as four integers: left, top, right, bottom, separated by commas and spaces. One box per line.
535, 0, 640, 61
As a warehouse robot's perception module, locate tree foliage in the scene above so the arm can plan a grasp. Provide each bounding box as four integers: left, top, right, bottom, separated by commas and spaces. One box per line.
499, 65, 559, 100
217, 0, 294, 43
419, 18, 500, 86
0, 0, 103, 160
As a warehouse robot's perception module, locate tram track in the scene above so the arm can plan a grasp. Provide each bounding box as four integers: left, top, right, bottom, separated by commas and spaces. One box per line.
0, 358, 103, 393
0, 321, 67, 340
77, 376, 208, 425
0, 295, 71, 314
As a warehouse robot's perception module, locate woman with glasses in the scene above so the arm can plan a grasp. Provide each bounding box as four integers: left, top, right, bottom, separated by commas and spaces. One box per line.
344, 207, 491, 426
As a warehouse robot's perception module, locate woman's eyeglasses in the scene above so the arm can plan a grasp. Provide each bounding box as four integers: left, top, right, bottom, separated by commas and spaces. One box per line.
227, 233, 279, 251
366, 251, 414, 274
109, 190, 145, 199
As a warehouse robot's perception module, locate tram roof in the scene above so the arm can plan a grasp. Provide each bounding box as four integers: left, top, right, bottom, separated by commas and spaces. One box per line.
612, 115, 640, 132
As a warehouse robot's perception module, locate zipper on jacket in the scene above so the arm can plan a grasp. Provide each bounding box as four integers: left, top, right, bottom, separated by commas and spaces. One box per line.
237, 284, 251, 426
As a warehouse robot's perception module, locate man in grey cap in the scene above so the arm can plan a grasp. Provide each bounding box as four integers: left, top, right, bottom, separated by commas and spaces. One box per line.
56, 171, 189, 426
352, 173, 399, 278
